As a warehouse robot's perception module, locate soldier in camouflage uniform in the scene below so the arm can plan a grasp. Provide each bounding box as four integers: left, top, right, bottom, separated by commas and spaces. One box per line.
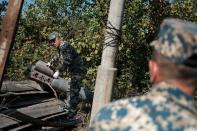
88, 18, 197, 130
48, 32, 85, 111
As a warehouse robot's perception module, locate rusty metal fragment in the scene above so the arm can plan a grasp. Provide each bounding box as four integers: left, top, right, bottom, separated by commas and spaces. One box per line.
0, 0, 24, 88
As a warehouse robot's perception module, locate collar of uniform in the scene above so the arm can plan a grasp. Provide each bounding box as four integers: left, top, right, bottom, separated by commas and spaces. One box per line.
60, 41, 66, 49
60, 41, 70, 50
152, 82, 193, 102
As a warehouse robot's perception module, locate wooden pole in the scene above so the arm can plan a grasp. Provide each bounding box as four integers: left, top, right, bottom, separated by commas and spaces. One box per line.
0, 0, 24, 89
90, 0, 125, 122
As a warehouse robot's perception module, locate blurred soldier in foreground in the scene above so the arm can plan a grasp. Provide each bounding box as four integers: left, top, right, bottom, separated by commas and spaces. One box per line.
88, 18, 197, 130
47, 32, 86, 112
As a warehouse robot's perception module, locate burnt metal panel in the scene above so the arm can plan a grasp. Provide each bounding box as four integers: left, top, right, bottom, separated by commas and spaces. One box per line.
1, 80, 44, 92
0, 98, 67, 129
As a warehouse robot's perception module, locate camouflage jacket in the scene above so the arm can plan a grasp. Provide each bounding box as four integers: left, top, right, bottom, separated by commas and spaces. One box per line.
50, 41, 85, 75
88, 82, 197, 131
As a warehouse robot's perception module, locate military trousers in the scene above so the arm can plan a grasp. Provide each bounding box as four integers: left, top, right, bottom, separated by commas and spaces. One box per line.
69, 74, 83, 109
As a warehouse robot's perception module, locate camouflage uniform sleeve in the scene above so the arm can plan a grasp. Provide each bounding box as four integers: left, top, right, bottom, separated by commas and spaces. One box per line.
58, 45, 75, 72
88, 104, 118, 131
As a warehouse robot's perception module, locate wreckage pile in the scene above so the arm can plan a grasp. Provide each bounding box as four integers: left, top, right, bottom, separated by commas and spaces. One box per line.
0, 80, 82, 130
0, 61, 93, 130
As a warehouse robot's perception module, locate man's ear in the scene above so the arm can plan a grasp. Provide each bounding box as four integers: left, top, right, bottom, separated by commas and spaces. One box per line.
149, 60, 160, 83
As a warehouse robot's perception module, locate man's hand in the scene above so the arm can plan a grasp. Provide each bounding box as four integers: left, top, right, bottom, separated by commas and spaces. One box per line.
53, 70, 59, 78
46, 62, 51, 67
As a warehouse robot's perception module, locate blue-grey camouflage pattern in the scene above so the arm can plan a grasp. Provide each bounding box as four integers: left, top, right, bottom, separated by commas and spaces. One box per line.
88, 82, 197, 131
151, 18, 197, 64
50, 41, 85, 108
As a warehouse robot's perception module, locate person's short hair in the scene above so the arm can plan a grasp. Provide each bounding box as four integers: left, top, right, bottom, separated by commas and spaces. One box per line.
152, 51, 197, 87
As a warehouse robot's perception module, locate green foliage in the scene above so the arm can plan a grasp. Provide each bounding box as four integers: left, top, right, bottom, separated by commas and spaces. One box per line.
114, 0, 197, 99
3, 0, 197, 99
